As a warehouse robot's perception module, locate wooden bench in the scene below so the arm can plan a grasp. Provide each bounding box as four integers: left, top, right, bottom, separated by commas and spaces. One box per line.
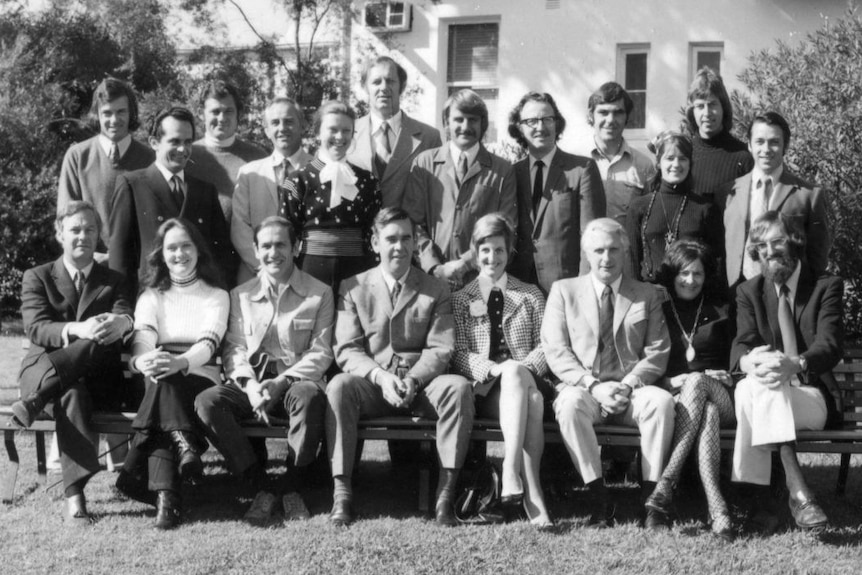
3, 350, 861, 506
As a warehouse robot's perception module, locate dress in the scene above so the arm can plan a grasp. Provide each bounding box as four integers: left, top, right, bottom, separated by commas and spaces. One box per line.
281, 157, 381, 296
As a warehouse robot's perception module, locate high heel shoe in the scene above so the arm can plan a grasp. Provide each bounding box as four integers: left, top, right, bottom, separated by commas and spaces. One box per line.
500, 492, 525, 523
711, 513, 734, 542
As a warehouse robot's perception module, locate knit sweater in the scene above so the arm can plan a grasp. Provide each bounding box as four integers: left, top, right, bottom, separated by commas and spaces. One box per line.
186, 138, 268, 225
57, 136, 154, 251
132, 279, 229, 385
690, 131, 753, 204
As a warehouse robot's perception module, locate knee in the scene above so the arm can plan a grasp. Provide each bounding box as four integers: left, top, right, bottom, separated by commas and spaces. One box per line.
500, 364, 533, 390
448, 375, 474, 404
326, 374, 356, 408
528, 388, 544, 419
640, 387, 675, 422
554, 387, 591, 424
193, 387, 219, 418
287, 381, 326, 412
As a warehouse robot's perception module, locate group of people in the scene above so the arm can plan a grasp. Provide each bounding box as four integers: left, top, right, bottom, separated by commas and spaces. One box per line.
11, 55, 841, 541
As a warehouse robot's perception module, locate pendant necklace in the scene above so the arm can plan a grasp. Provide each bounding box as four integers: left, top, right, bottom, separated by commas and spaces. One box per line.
670, 295, 704, 362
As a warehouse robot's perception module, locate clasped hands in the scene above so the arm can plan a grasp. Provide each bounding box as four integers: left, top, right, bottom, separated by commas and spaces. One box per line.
245, 377, 292, 425
376, 370, 416, 409
432, 259, 470, 284
134, 347, 189, 381
68, 312, 129, 345
590, 381, 632, 415
741, 344, 800, 388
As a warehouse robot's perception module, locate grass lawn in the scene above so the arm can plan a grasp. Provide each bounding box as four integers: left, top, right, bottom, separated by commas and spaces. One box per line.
2, 334, 862, 574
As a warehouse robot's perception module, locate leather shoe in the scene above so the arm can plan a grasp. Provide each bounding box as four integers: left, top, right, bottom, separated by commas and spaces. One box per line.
155, 490, 182, 530
789, 493, 828, 531
11, 393, 44, 428
64, 493, 94, 527
115, 471, 156, 507
329, 497, 353, 527
435, 497, 458, 527
170, 431, 204, 483
644, 489, 673, 516
644, 507, 671, 530
588, 503, 616, 529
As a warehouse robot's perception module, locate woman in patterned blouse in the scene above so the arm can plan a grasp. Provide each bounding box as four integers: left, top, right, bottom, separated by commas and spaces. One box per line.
281, 101, 382, 296
451, 213, 552, 528
116, 218, 229, 529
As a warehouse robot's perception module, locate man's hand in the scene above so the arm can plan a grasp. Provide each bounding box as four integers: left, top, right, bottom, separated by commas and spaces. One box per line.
91, 313, 130, 345
377, 370, 411, 409
245, 379, 271, 425
590, 381, 630, 415
67, 316, 104, 341
434, 260, 468, 282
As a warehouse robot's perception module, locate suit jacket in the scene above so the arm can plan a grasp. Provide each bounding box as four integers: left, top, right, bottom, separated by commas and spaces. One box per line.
222, 268, 334, 391
348, 113, 441, 209
510, 149, 605, 293
109, 164, 237, 293
452, 276, 548, 382
18, 259, 132, 391
730, 269, 843, 425
334, 266, 454, 389
723, 168, 831, 285
231, 151, 313, 284
541, 275, 670, 389
404, 145, 518, 273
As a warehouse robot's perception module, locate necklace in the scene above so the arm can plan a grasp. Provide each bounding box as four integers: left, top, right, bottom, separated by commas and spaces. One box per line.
656, 189, 688, 249
639, 186, 688, 280
669, 295, 704, 362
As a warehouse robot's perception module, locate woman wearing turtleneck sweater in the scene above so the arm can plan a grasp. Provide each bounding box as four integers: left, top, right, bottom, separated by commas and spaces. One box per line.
625, 131, 724, 284
116, 218, 229, 529
281, 101, 382, 297
685, 67, 753, 204
644, 239, 736, 540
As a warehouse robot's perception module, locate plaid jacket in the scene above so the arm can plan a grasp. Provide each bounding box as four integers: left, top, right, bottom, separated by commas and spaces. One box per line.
452, 276, 548, 382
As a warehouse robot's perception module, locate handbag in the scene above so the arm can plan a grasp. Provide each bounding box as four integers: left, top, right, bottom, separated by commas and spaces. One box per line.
454, 459, 504, 524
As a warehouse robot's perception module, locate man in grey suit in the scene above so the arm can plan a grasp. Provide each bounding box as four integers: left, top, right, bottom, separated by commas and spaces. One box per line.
508, 91, 605, 293
542, 218, 673, 529
348, 56, 441, 209
232, 98, 313, 284
325, 207, 474, 527
724, 111, 831, 287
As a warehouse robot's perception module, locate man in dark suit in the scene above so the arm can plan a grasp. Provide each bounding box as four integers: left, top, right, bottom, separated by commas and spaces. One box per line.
325, 207, 474, 527
508, 92, 605, 293
348, 56, 441, 209
12, 201, 133, 525
109, 106, 236, 294
724, 111, 831, 287
731, 210, 842, 532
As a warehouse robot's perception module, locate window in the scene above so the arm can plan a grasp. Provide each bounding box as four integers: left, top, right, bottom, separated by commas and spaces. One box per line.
447, 22, 500, 140
364, 2, 411, 32
616, 44, 650, 130
690, 42, 724, 83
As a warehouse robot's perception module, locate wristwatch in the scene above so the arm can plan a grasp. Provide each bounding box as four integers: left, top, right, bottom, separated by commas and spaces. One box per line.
797, 355, 808, 374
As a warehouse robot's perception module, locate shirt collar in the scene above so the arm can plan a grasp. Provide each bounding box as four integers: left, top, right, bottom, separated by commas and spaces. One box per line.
590, 137, 630, 162
271, 148, 305, 167
449, 141, 480, 167
203, 134, 237, 148
752, 165, 783, 190
774, 260, 802, 301
380, 265, 410, 293
590, 273, 622, 301
255, 267, 299, 301
154, 162, 184, 185
371, 110, 403, 136
530, 146, 557, 169
62, 258, 94, 281
98, 134, 132, 158
478, 273, 508, 303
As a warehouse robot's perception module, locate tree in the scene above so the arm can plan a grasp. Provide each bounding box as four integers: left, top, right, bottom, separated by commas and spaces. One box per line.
732, 5, 862, 337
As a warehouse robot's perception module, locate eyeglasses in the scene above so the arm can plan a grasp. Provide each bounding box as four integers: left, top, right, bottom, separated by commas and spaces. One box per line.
752, 237, 789, 252
519, 116, 556, 128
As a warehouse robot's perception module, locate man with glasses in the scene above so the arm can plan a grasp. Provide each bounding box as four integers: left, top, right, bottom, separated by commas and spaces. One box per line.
508, 92, 604, 293
723, 111, 831, 287
731, 210, 842, 533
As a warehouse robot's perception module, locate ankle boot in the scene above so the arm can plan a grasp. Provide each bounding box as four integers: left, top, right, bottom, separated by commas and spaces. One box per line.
11, 392, 45, 428
155, 490, 181, 530
169, 431, 204, 482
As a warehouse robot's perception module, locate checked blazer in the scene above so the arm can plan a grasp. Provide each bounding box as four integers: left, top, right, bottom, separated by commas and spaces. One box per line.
451, 276, 548, 383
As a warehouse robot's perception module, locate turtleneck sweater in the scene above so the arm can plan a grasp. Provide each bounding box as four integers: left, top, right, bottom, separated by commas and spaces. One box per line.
662, 294, 731, 376
625, 179, 724, 282
690, 130, 754, 204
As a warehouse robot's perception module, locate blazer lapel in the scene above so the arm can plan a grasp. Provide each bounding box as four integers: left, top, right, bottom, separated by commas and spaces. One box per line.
148, 165, 180, 216
385, 115, 420, 178
535, 155, 566, 232
461, 146, 488, 186
392, 268, 420, 318
762, 280, 782, 349
52, 259, 79, 316
793, 267, 815, 324
77, 264, 107, 320
769, 171, 796, 211
245, 280, 273, 356
614, 280, 635, 335
265, 160, 281, 211
435, 148, 459, 200
577, 279, 600, 340
502, 285, 525, 326
352, 116, 374, 173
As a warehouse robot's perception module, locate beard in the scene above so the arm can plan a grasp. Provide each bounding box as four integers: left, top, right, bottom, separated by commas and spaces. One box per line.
760, 253, 797, 284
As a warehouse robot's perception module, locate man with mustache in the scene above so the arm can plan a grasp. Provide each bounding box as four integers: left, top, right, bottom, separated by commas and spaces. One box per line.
232, 98, 312, 284
348, 56, 441, 209
404, 89, 517, 290
731, 210, 842, 533
723, 112, 831, 288
109, 106, 236, 294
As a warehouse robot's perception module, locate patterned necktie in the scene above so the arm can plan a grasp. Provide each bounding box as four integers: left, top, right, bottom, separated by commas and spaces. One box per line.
378, 121, 392, 158
75, 271, 85, 296
170, 175, 185, 210
390, 281, 402, 306
532, 159, 545, 214
109, 143, 120, 166
488, 287, 505, 359
597, 284, 620, 378
778, 284, 798, 357
457, 153, 469, 185
281, 159, 293, 187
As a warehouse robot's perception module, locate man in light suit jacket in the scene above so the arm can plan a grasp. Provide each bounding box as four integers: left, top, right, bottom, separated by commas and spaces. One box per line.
731, 211, 842, 532
508, 92, 605, 293
232, 98, 313, 284
196, 216, 333, 523
724, 111, 831, 287
542, 217, 673, 528
348, 56, 441, 209
326, 207, 474, 527
404, 89, 518, 290
109, 106, 236, 294
12, 201, 134, 524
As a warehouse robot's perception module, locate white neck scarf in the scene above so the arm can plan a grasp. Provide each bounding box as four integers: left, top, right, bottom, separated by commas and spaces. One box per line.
318, 152, 358, 208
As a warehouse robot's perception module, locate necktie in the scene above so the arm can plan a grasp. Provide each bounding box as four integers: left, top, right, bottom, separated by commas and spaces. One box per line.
378, 121, 392, 157
597, 284, 620, 378
75, 271, 85, 295
488, 287, 505, 359
390, 281, 402, 306
532, 159, 545, 214
457, 153, 469, 185
170, 175, 185, 210
281, 159, 293, 187
778, 284, 798, 358
109, 143, 120, 166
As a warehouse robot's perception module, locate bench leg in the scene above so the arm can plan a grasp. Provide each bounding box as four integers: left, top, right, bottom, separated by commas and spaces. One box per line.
2, 429, 20, 503
837, 452, 851, 496
418, 440, 434, 513
35, 431, 47, 485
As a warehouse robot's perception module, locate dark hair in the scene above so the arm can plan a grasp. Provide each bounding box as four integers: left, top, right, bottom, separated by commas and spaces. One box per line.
685, 67, 733, 135
647, 130, 693, 190
149, 106, 196, 141
142, 218, 225, 291
470, 213, 515, 256
199, 80, 244, 117
360, 56, 407, 94
746, 210, 805, 262
373, 206, 412, 235
657, 239, 721, 301
442, 89, 489, 141
55, 200, 100, 236
253, 216, 297, 247
89, 77, 140, 132
747, 111, 791, 149
312, 100, 356, 136
507, 92, 566, 148
587, 82, 633, 126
